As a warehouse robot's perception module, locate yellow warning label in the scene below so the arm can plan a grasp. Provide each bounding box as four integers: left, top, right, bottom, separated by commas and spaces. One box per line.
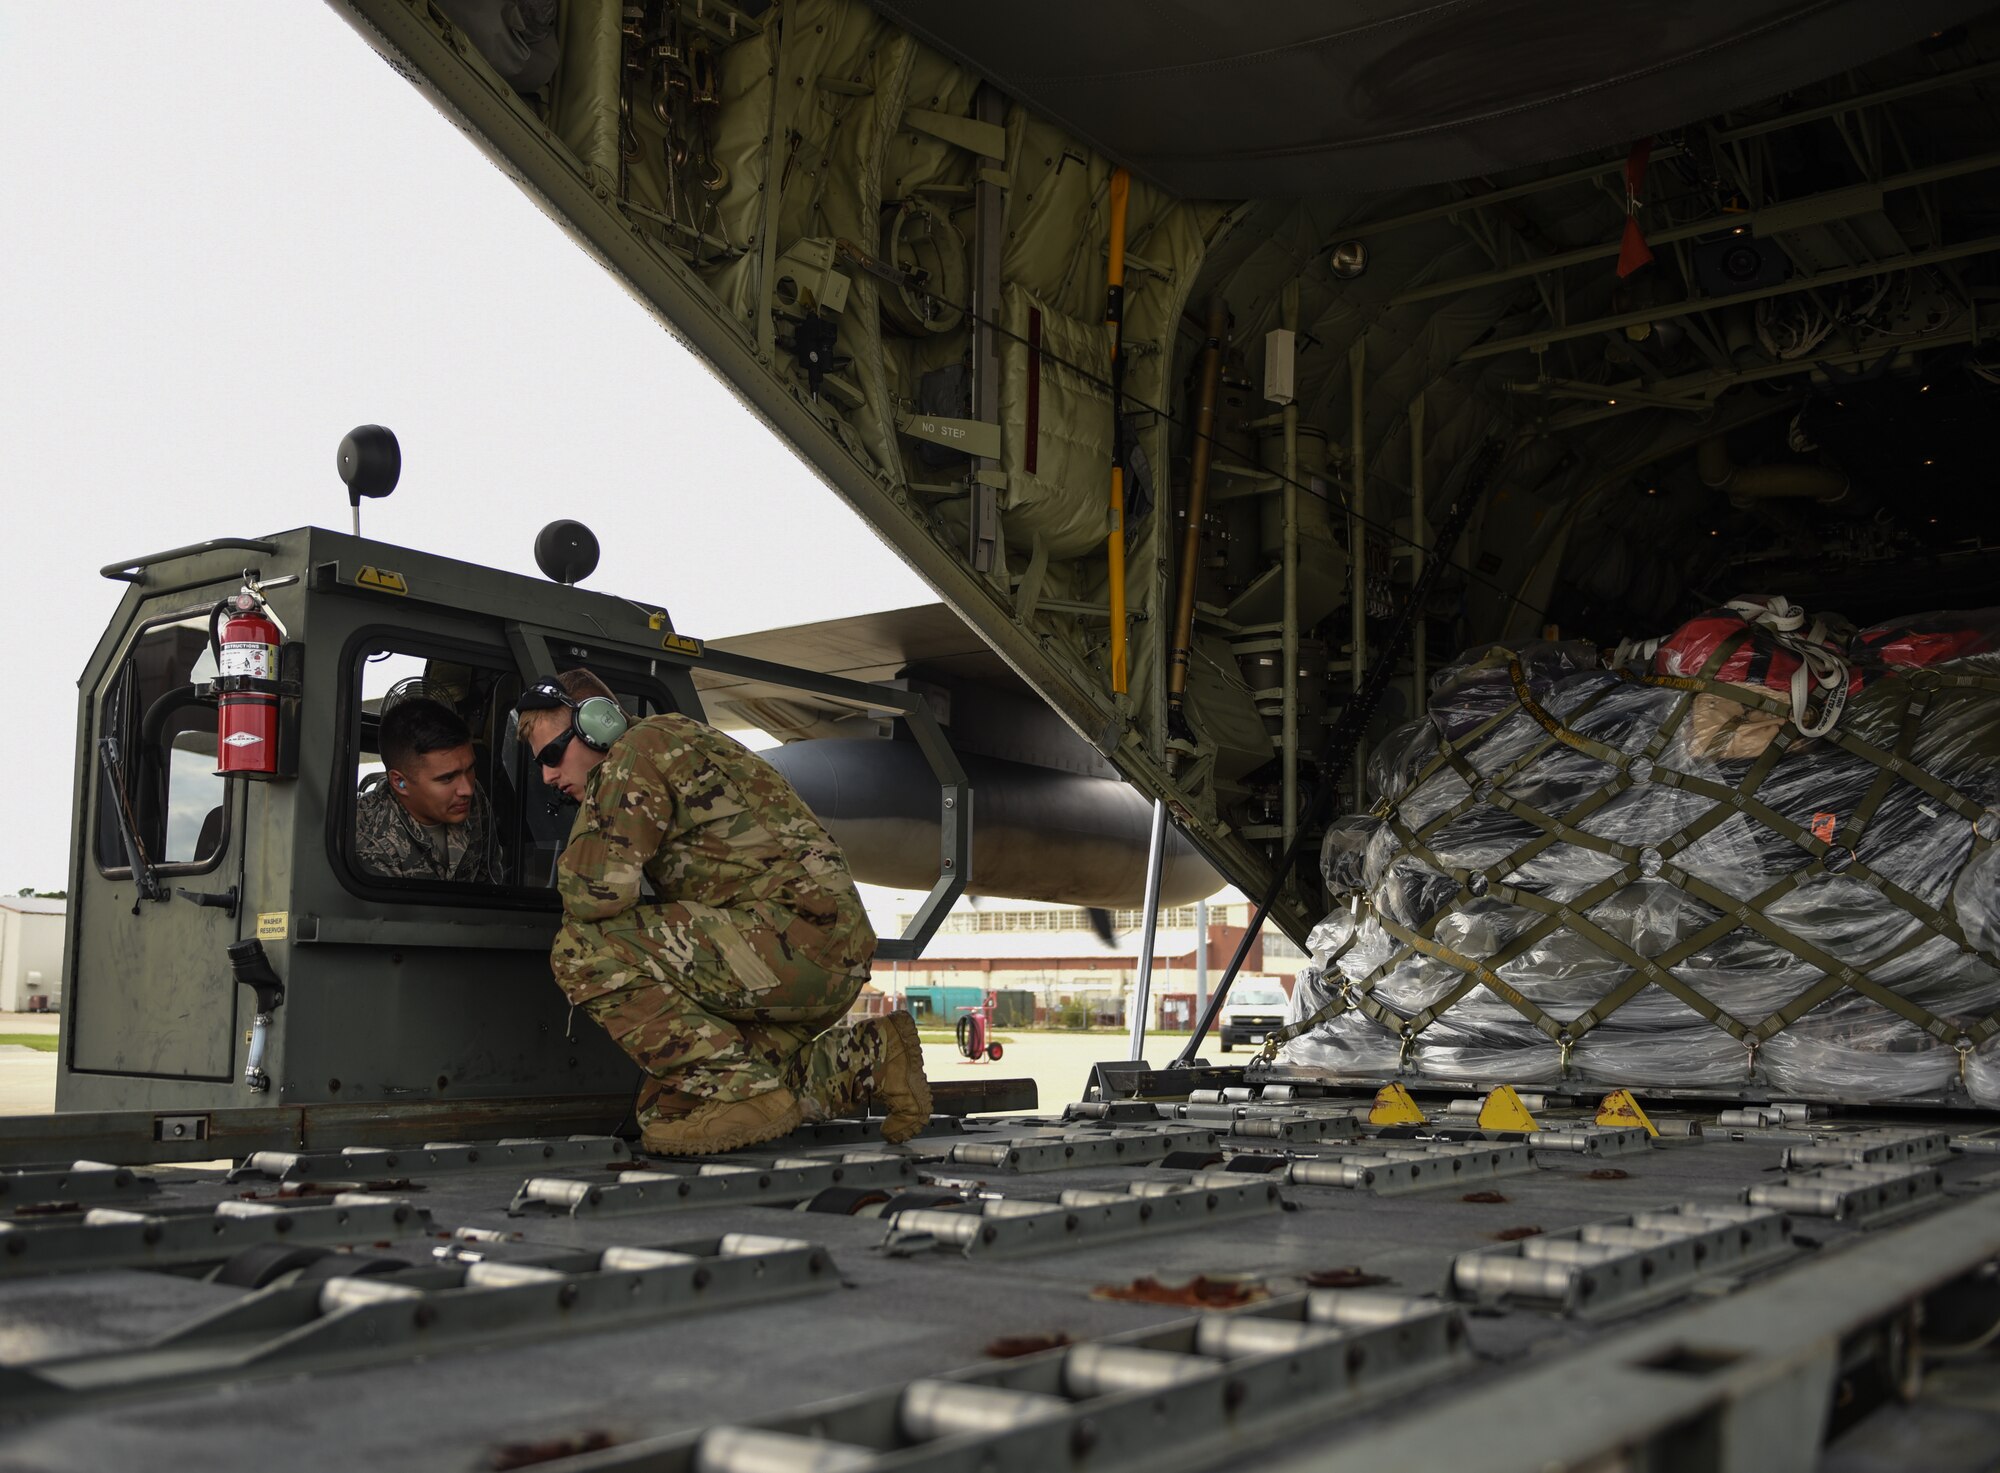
355, 566, 408, 595
660, 632, 705, 658
255, 911, 288, 942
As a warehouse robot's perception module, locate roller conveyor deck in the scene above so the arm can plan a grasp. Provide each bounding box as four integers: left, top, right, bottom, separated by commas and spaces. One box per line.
0, 1083, 1996, 1473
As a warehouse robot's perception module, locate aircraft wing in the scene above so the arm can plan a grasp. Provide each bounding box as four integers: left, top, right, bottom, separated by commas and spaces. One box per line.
696, 602, 1021, 738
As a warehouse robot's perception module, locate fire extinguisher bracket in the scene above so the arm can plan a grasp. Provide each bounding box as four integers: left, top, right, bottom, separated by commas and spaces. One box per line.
210, 676, 302, 698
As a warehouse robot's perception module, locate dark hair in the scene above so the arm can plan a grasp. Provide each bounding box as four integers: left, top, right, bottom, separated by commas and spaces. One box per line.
380, 697, 472, 774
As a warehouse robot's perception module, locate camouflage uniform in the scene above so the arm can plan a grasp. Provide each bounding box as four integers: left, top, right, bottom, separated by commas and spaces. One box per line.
354, 775, 499, 883
550, 714, 884, 1126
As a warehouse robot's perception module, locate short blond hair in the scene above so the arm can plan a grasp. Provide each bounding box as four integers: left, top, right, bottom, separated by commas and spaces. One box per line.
517, 667, 622, 743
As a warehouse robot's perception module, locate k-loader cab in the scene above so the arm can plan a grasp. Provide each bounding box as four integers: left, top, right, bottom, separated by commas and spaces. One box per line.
53, 434, 992, 1149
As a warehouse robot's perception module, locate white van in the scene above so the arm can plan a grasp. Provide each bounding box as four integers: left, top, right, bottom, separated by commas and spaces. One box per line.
1217, 979, 1290, 1052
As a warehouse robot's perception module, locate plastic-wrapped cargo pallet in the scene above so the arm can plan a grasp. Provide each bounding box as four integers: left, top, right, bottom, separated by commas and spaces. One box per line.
1272, 598, 2000, 1106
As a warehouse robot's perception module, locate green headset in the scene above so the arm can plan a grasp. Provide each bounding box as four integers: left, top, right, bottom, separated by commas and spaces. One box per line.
516, 678, 630, 757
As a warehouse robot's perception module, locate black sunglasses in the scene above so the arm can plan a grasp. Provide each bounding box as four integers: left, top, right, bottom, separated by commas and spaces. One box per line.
517, 681, 579, 768
533, 724, 580, 770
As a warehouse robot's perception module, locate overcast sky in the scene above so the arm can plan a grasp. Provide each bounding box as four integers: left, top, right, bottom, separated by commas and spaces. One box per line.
0, 4, 933, 896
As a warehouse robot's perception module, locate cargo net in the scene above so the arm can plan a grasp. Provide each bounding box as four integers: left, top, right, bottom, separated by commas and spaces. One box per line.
1271, 599, 2000, 1106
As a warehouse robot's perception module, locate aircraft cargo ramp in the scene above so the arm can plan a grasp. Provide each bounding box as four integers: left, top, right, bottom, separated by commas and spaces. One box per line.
0, 1090, 1997, 1471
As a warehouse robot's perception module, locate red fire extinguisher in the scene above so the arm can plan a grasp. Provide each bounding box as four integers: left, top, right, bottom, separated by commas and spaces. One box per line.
212, 591, 283, 778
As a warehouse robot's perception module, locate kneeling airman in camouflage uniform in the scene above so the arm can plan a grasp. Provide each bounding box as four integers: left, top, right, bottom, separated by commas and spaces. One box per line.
516, 669, 929, 1154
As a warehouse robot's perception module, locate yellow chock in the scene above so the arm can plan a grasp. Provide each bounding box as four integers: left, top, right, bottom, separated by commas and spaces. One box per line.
1368, 1082, 1426, 1126
1595, 1088, 1658, 1137
1476, 1084, 1540, 1132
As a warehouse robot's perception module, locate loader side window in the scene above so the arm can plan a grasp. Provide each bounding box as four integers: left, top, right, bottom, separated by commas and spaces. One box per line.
337, 642, 524, 895
331, 632, 675, 901
93, 614, 228, 877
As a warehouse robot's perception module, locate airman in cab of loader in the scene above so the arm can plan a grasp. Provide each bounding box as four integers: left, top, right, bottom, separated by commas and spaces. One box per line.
355, 696, 500, 883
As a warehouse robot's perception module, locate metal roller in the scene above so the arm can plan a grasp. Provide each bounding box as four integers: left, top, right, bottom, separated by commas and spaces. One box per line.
887, 1209, 984, 1246
1452, 1254, 1580, 1303
450, 1226, 516, 1244
899, 1381, 1070, 1440
213, 1200, 287, 1218
1782, 1140, 1932, 1169
599, 1247, 699, 1271
317, 1277, 425, 1313
1519, 1238, 1627, 1266
1449, 1094, 1546, 1115
948, 1144, 1016, 1168
982, 1199, 1062, 1219
1231, 1119, 1297, 1138
518, 1177, 595, 1208
464, 1262, 566, 1288
1221, 1088, 1258, 1103
1176, 1104, 1246, 1122
1188, 1090, 1227, 1105
1062, 1344, 1215, 1397
1828, 1163, 1938, 1185
1637, 1202, 1771, 1228
1522, 1132, 1596, 1152
82, 1208, 153, 1226
1717, 1108, 1785, 1127
1630, 1210, 1711, 1234
237, 1151, 304, 1178
1194, 1315, 1340, 1358
1306, 1292, 1439, 1328
1190, 1169, 1252, 1189
1578, 1225, 1681, 1249
1057, 1188, 1129, 1208
1125, 1180, 1204, 1198
699, 1164, 762, 1177
1284, 1160, 1373, 1189
615, 1170, 682, 1184
1746, 1183, 1852, 1215
718, 1233, 812, 1258
694, 1427, 878, 1473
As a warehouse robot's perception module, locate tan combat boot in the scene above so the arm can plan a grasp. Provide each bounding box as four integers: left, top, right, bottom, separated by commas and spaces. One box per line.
872, 1011, 933, 1144
641, 1088, 803, 1156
